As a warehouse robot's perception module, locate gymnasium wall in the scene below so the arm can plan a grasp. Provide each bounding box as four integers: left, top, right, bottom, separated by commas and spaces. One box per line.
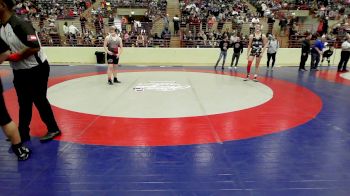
43, 47, 342, 67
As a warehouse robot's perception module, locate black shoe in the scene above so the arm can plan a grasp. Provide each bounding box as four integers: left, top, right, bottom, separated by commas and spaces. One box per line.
13, 146, 31, 161
113, 78, 121, 83
40, 130, 61, 142
108, 79, 113, 85
221, 66, 224, 70
342, 69, 349, 72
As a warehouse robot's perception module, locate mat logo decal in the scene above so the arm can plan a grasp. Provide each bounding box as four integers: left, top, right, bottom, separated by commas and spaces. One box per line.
133, 81, 191, 92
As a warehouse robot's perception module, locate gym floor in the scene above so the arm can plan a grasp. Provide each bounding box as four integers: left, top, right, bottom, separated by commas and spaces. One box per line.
0, 65, 350, 196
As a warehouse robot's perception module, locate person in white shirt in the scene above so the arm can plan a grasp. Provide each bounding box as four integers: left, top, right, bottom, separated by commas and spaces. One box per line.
338, 34, 350, 72
68, 23, 79, 36
63, 22, 69, 37
68, 23, 79, 46
266, 34, 279, 70
113, 12, 122, 33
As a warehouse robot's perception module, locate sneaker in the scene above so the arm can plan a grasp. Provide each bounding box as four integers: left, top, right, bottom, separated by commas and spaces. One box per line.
243, 75, 250, 81
234, 66, 237, 70
214, 65, 217, 70
108, 79, 113, 85
342, 69, 349, 72
253, 75, 259, 82
40, 130, 61, 142
113, 77, 121, 83
228, 67, 232, 70
13, 146, 31, 161
221, 66, 224, 70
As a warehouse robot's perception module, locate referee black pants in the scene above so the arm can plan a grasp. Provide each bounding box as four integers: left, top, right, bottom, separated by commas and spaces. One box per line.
338, 51, 350, 71
13, 61, 59, 141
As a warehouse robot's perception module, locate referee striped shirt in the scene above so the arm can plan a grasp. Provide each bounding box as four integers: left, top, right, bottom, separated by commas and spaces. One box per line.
0, 14, 47, 70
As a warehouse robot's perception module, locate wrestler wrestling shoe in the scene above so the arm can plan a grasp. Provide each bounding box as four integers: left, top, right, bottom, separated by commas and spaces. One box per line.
12, 145, 31, 161
243, 74, 250, 81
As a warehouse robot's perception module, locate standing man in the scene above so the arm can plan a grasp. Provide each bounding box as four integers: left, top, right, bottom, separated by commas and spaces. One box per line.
0, 0, 61, 142
299, 32, 312, 71
337, 34, 350, 72
104, 26, 123, 85
267, 14, 275, 34
214, 36, 230, 70
0, 51, 30, 161
229, 34, 244, 70
310, 35, 326, 71
173, 14, 180, 36
79, 14, 87, 34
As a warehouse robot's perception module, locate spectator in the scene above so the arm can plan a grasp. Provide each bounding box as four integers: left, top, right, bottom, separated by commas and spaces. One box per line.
266, 34, 279, 70
214, 36, 230, 70
229, 34, 244, 69
173, 14, 180, 35
68, 23, 79, 46
80, 14, 87, 33
63, 21, 69, 37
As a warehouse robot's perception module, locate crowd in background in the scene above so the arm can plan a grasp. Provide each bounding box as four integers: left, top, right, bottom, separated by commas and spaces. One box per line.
9, 0, 350, 49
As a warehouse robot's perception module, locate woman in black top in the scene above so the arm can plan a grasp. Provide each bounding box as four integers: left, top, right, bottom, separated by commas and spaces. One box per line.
214, 36, 230, 70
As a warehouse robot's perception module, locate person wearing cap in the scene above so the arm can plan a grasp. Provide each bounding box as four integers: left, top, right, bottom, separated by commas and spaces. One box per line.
0, 0, 61, 142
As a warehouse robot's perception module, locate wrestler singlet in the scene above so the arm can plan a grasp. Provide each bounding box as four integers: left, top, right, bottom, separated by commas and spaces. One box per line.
250, 34, 263, 57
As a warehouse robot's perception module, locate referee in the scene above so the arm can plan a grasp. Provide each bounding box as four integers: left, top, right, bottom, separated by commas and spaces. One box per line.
0, 0, 61, 142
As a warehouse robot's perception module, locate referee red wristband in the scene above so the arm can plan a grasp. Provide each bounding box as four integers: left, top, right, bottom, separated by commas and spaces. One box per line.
7, 53, 22, 62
